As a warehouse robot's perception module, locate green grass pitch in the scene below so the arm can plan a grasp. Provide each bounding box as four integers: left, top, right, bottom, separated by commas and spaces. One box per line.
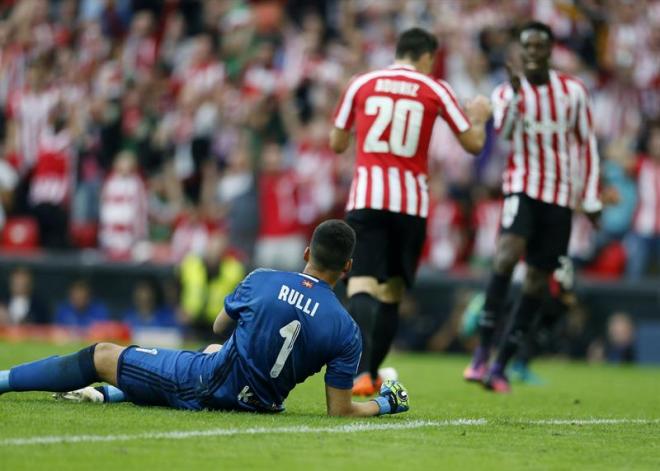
1, 342, 659, 470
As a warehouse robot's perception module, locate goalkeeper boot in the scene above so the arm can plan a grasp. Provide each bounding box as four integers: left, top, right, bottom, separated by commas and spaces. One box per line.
352, 372, 378, 396
53, 386, 105, 403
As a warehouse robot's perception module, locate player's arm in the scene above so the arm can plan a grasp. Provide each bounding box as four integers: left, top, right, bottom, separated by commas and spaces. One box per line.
491, 63, 523, 141
212, 308, 233, 335
456, 96, 491, 154
325, 385, 379, 416
330, 75, 359, 154
325, 381, 409, 417
437, 79, 492, 155
329, 127, 351, 154
575, 83, 603, 221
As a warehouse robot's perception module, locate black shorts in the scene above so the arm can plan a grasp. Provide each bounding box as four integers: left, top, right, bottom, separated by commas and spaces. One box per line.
500, 193, 572, 271
345, 209, 427, 287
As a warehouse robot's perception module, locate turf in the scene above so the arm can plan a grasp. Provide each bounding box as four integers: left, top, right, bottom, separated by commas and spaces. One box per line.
1, 342, 659, 470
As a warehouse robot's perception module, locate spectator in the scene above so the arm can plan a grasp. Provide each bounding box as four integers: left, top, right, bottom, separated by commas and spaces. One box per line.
99, 150, 147, 259
0, 153, 17, 230
28, 102, 78, 249
601, 312, 637, 364
624, 121, 660, 278
0, 266, 49, 325
54, 279, 109, 328
255, 141, 305, 271
5, 58, 59, 173
423, 177, 466, 271
179, 230, 244, 328
122, 279, 178, 329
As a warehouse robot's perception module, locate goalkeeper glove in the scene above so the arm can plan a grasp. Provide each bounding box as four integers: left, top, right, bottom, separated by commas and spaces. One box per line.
372, 380, 409, 415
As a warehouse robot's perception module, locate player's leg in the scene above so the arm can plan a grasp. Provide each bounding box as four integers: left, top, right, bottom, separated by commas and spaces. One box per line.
113, 346, 210, 409
484, 265, 548, 392
484, 202, 572, 392
347, 276, 381, 394
368, 212, 426, 381
53, 343, 128, 403
465, 194, 531, 381
0, 342, 124, 396
369, 277, 406, 381
345, 210, 388, 395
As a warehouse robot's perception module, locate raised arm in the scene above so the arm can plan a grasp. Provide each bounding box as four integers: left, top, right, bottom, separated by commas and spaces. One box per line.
435, 79, 492, 155
329, 127, 351, 154
491, 63, 523, 141
456, 95, 492, 154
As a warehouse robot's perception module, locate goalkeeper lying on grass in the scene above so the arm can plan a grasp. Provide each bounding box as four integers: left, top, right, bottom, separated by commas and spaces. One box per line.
0, 220, 408, 417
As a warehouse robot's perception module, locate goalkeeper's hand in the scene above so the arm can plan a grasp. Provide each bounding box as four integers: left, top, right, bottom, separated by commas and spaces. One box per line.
372, 380, 409, 415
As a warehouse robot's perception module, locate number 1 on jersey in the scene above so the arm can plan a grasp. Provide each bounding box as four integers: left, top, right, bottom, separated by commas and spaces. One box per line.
364, 96, 424, 158
270, 320, 301, 378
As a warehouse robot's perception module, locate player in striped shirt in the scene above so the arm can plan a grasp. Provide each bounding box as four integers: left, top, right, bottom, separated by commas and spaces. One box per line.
330, 28, 492, 396
464, 21, 602, 393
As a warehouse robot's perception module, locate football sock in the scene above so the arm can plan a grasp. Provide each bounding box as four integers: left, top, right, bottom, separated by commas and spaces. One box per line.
348, 293, 380, 375
492, 294, 543, 375
7, 344, 100, 392
478, 272, 512, 349
0, 370, 9, 393
370, 302, 399, 378
96, 385, 126, 403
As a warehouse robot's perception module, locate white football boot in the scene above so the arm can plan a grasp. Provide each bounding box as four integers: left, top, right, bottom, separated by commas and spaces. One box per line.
53, 387, 104, 403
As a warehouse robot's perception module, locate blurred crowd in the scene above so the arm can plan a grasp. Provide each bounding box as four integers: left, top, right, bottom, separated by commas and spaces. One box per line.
0, 0, 658, 280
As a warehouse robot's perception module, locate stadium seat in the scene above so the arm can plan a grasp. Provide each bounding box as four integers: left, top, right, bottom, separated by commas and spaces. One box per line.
70, 222, 98, 249
585, 242, 626, 278
1, 217, 39, 251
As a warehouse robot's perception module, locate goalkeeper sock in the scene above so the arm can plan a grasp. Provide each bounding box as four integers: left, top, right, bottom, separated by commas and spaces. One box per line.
370, 302, 399, 378
478, 272, 512, 349
7, 344, 100, 392
0, 370, 9, 393
348, 293, 380, 375
96, 385, 126, 403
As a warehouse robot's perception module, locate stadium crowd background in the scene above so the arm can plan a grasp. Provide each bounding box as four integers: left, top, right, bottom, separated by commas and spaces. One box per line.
0, 0, 658, 361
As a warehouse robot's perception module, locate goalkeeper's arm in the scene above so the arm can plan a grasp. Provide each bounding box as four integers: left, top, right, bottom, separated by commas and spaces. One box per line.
325, 380, 409, 417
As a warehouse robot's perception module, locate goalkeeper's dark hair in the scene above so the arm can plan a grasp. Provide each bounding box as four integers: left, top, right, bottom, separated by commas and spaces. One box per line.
519, 21, 555, 44
395, 28, 438, 61
309, 220, 356, 272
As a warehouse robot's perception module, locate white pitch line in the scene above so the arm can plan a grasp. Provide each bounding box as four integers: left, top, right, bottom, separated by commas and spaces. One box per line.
525, 419, 660, 426
2, 417, 658, 447
0, 419, 487, 447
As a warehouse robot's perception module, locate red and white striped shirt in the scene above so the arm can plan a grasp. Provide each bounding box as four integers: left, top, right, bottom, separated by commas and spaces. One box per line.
29, 128, 74, 207
333, 64, 471, 218
492, 70, 601, 212
633, 157, 660, 236
99, 172, 148, 258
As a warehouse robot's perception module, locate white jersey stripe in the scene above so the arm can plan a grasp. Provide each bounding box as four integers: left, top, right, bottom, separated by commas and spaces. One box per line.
404, 171, 418, 215
550, 73, 570, 207
417, 174, 429, 218
346, 178, 357, 211
538, 86, 556, 202
388, 167, 402, 213
354, 166, 368, 210
511, 121, 525, 194
522, 81, 541, 199
370, 166, 384, 209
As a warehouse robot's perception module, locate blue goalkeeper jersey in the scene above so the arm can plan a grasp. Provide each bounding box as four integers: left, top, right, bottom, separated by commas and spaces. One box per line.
220, 269, 361, 411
